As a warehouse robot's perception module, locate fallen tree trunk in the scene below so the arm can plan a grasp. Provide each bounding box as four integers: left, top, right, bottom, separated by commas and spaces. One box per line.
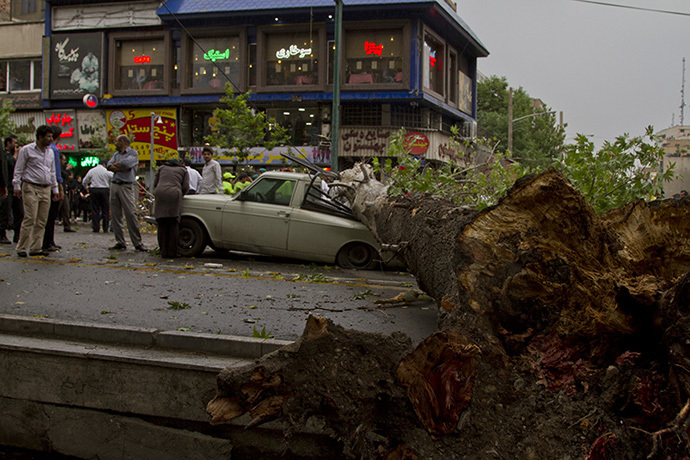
207, 167, 690, 459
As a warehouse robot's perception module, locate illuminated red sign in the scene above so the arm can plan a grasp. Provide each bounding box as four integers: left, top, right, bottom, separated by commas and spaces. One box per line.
429, 57, 436, 67
134, 56, 151, 64
364, 41, 383, 56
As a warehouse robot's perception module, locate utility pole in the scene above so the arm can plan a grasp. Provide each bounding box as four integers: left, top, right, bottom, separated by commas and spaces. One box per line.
681, 57, 686, 126
330, 0, 343, 172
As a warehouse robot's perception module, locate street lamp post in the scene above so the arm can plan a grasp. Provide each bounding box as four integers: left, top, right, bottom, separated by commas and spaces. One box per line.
150, 111, 162, 195
508, 109, 558, 152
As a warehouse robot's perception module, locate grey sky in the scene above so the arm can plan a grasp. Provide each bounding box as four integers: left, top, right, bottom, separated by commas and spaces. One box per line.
462, 0, 690, 144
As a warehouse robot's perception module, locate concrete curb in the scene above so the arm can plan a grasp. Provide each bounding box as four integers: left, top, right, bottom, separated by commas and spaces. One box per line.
0, 314, 292, 359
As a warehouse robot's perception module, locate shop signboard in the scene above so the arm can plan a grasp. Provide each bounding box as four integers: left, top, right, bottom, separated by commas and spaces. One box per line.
50, 32, 104, 100
106, 108, 178, 160
339, 127, 394, 157
44, 110, 79, 152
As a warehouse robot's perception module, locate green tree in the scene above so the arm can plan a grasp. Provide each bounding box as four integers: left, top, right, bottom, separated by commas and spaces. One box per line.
558, 126, 679, 213
477, 75, 565, 169
374, 128, 530, 210
0, 100, 17, 142
204, 84, 289, 162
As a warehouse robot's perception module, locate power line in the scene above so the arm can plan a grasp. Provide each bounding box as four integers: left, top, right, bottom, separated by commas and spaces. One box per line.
573, 0, 690, 16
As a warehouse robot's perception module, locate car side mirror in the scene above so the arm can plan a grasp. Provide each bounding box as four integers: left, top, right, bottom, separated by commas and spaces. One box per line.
237, 190, 248, 201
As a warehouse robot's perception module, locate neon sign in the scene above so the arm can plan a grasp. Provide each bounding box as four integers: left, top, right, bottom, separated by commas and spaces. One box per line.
364, 41, 383, 56
429, 50, 437, 67
81, 156, 99, 168
276, 45, 312, 59
203, 49, 230, 62
134, 56, 151, 64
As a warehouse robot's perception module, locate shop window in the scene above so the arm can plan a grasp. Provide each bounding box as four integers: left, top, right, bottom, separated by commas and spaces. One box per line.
423, 31, 444, 96
264, 29, 319, 87
0, 59, 41, 92
188, 36, 240, 90
344, 28, 404, 85
266, 107, 321, 146
110, 32, 169, 94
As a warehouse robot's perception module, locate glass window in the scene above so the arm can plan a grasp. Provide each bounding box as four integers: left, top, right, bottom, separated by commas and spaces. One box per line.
458, 54, 472, 115
244, 178, 295, 206
115, 38, 165, 91
189, 36, 240, 90
266, 107, 321, 146
248, 43, 257, 87
344, 28, 403, 85
11, 0, 44, 21
265, 31, 318, 86
423, 33, 444, 95
0, 59, 41, 92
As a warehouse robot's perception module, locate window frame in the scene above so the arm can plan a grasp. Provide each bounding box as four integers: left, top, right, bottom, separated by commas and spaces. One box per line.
256, 23, 327, 92
180, 27, 247, 95
446, 46, 459, 108
108, 30, 172, 97
341, 20, 410, 90
0, 58, 42, 93
422, 27, 446, 100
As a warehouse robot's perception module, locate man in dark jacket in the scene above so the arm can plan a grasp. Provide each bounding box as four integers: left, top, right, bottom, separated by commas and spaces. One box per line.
153, 158, 189, 258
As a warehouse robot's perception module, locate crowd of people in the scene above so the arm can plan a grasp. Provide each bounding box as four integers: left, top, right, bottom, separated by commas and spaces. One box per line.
0, 127, 264, 259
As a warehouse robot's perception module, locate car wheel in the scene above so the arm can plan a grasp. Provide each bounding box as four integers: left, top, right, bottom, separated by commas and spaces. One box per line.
336, 243, 377, 270
178, 218, 207, 257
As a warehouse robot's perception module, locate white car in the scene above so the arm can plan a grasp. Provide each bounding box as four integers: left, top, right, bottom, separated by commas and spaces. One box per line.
177, 164, 382, 269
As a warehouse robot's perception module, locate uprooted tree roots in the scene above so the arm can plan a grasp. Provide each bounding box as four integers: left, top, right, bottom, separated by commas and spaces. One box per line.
207, 168, 690, 459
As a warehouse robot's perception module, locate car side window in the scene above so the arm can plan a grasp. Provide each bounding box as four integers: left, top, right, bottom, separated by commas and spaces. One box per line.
244, 178, 295, 206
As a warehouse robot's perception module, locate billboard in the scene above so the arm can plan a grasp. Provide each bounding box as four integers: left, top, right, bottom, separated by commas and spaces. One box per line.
106, 108, 178, 161
50, 32, 103, 100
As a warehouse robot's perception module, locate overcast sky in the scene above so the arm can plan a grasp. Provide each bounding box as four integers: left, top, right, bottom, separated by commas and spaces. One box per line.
461, 0, 690, 144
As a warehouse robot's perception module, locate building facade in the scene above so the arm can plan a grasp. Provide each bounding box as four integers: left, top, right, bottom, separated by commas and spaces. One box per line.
655, 125, 690, 196
8, 0, 487, 181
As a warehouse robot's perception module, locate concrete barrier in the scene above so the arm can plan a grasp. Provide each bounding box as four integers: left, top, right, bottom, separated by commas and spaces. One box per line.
0, 314, 343, 459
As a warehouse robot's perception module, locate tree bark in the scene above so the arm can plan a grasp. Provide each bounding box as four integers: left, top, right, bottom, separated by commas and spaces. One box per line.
207, 166, 690, 459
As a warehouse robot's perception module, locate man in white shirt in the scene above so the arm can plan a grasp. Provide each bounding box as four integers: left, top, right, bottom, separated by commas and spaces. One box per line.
82, 159, 113, 233
183, 157, 202, 194
12, 125, 59, 257
199, 147, 222, 194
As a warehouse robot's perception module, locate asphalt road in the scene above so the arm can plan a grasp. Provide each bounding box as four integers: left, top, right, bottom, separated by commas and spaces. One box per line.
0, 223, 438, 344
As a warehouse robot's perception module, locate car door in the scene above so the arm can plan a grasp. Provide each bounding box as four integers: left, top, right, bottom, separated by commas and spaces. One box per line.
221, 177, 295, 252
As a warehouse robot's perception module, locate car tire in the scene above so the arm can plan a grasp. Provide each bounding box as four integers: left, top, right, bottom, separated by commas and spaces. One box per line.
336, 242, 377, 270
178, 218, 207, 257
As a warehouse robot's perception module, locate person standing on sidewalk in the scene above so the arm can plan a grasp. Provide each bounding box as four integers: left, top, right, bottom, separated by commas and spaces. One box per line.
82, 158, 112, 233
183, 157, 201, 194
41, 125, 65, 252
5, 135, 22, 243
107, 134, 146, 251
198, 147, 222, 194
59, 154, 75, 233
0, 137, 9, 244
153, 158, 189, 258
12, 125, 59, 257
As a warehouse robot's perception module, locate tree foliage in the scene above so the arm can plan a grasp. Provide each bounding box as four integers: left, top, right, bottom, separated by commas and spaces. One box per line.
477, 75, 566, 169
373, 128, 530, 210
204, 84, 289, 162
0, 100, 17, 142
558, 126, 679, 213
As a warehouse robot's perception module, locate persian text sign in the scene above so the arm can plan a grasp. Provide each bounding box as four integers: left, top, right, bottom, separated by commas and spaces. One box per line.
340, 128, 394, 157
50, 32, 103, 100
403, 132, 430, 155
106, 108, 178, 160
44, 110, 79, 151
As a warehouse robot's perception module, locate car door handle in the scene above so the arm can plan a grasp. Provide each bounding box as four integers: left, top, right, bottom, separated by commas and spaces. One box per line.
277, 211, 290, 218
